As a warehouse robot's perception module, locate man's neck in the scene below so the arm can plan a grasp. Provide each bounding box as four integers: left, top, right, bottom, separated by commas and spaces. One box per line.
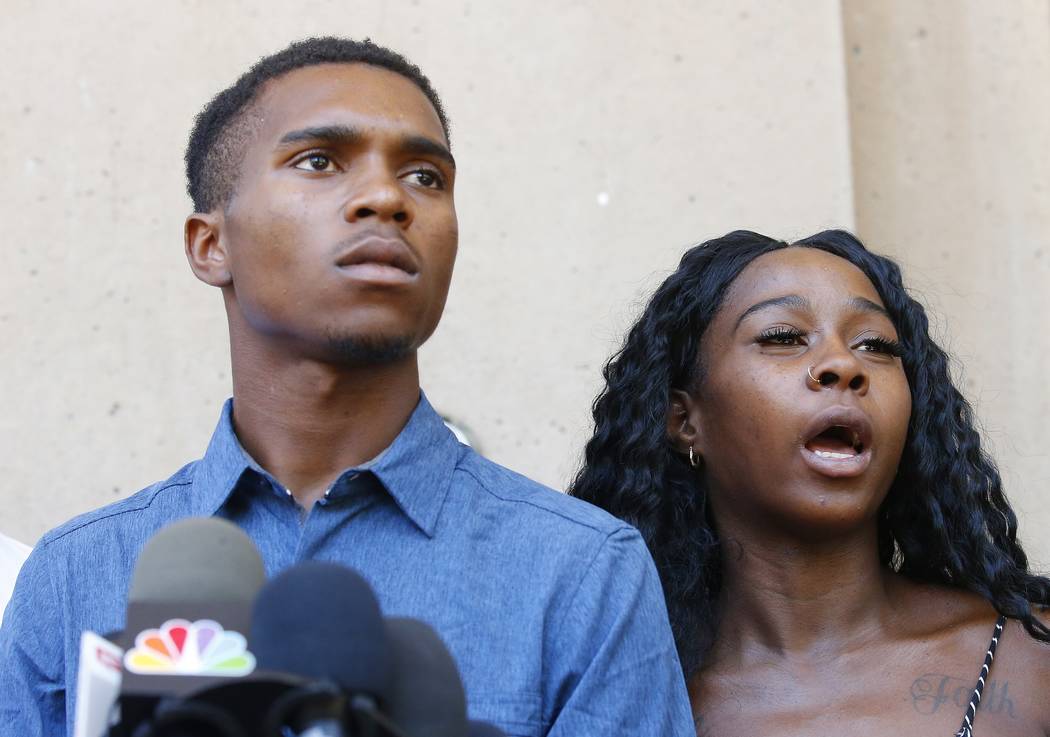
229, 343, 421, 510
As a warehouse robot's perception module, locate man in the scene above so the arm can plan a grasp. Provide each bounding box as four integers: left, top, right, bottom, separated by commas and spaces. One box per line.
0, 38, 693, 735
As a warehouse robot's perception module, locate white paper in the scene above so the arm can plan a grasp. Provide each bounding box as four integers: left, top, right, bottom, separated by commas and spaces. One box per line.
73, 630, 124, 737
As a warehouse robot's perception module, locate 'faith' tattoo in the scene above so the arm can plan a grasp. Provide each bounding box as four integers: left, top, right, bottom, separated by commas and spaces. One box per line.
910, 673, 1016, 719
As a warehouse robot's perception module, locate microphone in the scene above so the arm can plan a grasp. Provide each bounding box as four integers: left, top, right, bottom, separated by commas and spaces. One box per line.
109, 517, 267, 736
383, 617, 467, 737
467, 723, 507, 737
127, 518, 265, 603
250, 561, 396, 737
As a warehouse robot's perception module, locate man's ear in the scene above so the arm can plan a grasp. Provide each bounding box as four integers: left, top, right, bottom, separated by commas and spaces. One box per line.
667, 388, 703, 457
185, 212, 233, 287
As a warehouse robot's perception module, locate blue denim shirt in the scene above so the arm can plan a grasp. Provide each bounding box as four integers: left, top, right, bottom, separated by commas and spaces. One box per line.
0, 395, 694, 736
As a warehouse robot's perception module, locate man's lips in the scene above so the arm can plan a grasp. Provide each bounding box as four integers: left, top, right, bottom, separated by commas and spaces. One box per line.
799, 406, 874, 479
334, 235, 419, 284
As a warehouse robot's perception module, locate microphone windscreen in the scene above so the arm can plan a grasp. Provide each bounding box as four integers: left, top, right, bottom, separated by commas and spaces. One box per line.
128, 518, 265, 603
118, 518, 266, 715
468, 721, 506, 737
384, 617, 467, 737
250, 561, 391, 700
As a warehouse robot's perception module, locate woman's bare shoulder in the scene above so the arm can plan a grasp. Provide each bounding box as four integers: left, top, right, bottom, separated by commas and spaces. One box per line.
1003, 606, 1050, 672
895, 581, 1050, 733
888, 576, 999, 638
989, 608, 1050, 735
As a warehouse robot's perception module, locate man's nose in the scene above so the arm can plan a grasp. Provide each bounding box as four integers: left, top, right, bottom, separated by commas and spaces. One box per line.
342, 164, 412, 226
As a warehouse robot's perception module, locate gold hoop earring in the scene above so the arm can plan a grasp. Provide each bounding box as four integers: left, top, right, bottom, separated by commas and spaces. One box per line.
807, 365, 821, 386
688, 446, 700, 468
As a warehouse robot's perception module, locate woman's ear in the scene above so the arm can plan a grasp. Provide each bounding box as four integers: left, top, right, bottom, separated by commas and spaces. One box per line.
185, 212, 233, 287
667, 388, 703, 457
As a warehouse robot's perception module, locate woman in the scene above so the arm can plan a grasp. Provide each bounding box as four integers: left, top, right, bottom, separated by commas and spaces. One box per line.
570, 230, 1050, 736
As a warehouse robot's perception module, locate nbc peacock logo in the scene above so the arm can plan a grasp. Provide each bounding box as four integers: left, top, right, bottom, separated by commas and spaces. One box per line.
124, 619, 256, 676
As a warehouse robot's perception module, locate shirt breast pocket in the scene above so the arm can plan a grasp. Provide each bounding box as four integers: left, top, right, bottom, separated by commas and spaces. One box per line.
469, 692, 543, 737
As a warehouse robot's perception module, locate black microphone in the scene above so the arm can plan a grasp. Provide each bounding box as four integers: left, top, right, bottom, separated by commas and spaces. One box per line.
108, 517, 267, 736
467, 722, 507, 737
383, 617, 467, 737
250, 561, 396, 737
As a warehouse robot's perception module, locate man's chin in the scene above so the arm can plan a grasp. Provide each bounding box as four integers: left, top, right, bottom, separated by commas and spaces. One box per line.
323, 332, 416, 366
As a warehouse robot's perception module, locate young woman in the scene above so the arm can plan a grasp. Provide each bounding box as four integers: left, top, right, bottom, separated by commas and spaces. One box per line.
570, 230, 1050, 736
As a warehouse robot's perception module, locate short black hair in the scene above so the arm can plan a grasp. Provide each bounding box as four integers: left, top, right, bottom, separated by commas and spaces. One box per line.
185, 37, 451, 212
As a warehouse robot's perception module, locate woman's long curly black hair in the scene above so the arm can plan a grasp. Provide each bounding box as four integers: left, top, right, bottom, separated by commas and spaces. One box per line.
569, 229, 1050, 679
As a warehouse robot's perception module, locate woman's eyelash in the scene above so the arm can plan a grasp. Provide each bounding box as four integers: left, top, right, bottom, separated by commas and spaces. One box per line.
757, 327, 805, 344
857, 336, 905, 357
756, 328, 904, 357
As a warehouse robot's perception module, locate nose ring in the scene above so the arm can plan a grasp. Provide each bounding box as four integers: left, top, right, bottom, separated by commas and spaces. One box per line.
807, 365, 821, 386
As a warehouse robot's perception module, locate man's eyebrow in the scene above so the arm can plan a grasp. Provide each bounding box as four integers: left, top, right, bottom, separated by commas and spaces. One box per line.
400, 134, 456, 170
847, 296, 890, 319
733, 294, 809, 332
275, 125, 455, 170
277, 124, 363, 147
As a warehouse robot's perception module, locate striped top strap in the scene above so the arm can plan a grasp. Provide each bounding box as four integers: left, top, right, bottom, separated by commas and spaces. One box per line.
954, 615, 1007, 737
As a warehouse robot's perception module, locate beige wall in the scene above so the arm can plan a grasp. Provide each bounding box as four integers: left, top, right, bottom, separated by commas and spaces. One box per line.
2, 1, 1045, 566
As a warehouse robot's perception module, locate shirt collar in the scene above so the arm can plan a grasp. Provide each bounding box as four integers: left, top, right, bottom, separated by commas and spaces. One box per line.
191, 394, 462, 537
365, 393, 462, 537
191, 398, 252, 518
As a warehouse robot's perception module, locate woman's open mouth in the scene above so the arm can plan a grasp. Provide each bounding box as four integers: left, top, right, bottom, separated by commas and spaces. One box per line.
807, 425, 862, 459
800, 407, 873, 478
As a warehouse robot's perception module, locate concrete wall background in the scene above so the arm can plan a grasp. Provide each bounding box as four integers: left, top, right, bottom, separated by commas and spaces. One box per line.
2, 1, 1045, 566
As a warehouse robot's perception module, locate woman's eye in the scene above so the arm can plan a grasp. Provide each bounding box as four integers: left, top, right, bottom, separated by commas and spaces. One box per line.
757, 328, 805, 346
856, 336, 904, 357
294, 154, 335, 172
406, 168, 444, 189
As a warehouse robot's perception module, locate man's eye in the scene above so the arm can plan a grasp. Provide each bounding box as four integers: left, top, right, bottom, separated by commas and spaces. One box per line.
294, 154, 335, 172
407, 168, 443, 189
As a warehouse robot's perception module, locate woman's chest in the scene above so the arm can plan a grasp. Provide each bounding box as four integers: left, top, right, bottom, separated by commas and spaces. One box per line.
691, 657, 1045, 737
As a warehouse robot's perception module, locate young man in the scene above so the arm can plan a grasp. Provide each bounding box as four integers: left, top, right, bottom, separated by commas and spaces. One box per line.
0, 38, 693, 735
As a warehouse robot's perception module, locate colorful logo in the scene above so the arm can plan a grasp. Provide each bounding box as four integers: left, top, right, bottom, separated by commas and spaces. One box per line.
124, 619, 255, 676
